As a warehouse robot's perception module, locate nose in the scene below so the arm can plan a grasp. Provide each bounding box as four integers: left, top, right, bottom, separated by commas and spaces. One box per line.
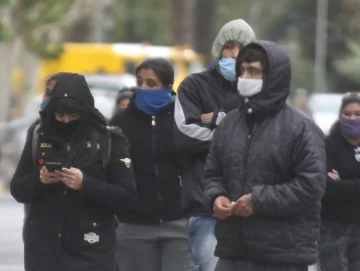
63, 116, 72, 123
139, 83, 149, 89
350, 115, 358, 120
241, 71, 252, 79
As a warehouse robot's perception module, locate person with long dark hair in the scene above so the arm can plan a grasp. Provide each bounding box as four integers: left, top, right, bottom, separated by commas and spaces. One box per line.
10, 72, 137, 271
320, 92, 360, 271
110, 58, 193, 271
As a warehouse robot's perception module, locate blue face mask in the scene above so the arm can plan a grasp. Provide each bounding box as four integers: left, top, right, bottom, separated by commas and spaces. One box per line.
135, 88, 172, 116
218, 58, 237, 82
40, 101, 48, 111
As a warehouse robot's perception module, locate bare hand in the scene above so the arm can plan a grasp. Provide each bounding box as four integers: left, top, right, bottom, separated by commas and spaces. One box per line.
57, 167, 84, 190
40, 166, 61, 184
214, 196, 232, 220
201, 112, 214, 125
230, 194, 254, 217
328, 169, 340, 181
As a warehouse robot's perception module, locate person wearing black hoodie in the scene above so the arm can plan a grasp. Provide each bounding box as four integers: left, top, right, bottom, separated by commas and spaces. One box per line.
109, 58, 192, 271
319, 92, 360, 271
204, 41, 326, 271
10, 73, 137, 271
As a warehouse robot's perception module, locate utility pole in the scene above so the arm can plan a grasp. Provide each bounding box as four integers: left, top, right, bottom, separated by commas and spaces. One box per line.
314, 0, 328, 92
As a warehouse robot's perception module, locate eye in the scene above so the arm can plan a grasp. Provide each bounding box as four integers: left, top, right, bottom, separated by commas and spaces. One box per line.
136, 79, 143, 87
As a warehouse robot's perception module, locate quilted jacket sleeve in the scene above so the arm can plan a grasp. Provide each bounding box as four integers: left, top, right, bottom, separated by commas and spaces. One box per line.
251, 120, 327, 216
204, 125, 229, 210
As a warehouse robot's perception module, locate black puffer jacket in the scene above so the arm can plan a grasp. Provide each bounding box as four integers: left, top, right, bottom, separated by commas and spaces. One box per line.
110, 96, 184, 224
204, 41, 326, 265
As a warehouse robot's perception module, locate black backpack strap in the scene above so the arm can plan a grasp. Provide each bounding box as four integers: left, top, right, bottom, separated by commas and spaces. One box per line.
32, 124, 40, 165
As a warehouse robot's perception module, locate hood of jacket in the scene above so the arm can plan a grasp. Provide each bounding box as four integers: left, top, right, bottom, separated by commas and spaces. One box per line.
237, 41, 291, 116
47, 72, 107, 125
211, 19, 256, 70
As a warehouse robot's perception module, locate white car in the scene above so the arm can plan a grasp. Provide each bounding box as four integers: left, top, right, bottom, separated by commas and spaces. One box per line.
308, 93, 343, 136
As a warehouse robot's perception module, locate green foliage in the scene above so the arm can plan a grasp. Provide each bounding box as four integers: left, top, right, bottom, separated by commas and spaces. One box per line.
267, 0, 360, 91
335, 41, 360, 85
5, 0, 77, 59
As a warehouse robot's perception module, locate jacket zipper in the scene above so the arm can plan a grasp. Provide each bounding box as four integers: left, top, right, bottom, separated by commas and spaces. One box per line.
242, 124, 255, 196
152, 116, 163, 223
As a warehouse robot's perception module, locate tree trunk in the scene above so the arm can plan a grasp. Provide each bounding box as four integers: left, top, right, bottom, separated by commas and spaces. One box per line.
0, 38, 23, 122
170, 0, 190, 45
193, 0, 218, 63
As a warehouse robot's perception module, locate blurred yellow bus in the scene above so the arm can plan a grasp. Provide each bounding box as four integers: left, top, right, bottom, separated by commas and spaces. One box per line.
37, 42, 206, 93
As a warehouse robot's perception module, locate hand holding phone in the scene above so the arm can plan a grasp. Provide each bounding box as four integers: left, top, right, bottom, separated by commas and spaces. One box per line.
40, 166, 61, 184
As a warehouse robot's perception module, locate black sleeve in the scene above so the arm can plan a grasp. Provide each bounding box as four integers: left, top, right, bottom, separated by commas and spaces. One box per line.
10, 122, 49, 203
252, 121, 327, 216
174, 76, 217, 154
203, 123, 229, 209
322, 139, 360, 201
80, 134, 137, 211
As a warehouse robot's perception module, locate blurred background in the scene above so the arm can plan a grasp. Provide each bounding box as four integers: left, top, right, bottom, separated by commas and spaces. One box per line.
0, 0, 359, 191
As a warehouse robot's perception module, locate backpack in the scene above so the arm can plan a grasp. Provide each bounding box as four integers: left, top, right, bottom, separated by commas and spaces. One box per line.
31, 124, 112, 169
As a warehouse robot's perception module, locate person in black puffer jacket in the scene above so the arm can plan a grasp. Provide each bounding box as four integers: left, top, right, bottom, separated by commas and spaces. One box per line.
110, 58, 193, 271
319, 92, 360, 271
204, 41, 326, 271
11, 73, 137, 271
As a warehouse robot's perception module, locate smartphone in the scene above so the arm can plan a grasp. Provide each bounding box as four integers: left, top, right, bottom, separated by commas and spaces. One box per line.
45, 161, 63, 172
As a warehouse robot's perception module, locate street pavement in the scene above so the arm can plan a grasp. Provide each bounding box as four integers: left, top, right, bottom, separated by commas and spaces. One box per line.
0, 191, 318, 271
0, 192, 24, 271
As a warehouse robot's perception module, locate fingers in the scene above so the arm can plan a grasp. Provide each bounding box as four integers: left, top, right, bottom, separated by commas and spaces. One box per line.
328, 172, 339, 181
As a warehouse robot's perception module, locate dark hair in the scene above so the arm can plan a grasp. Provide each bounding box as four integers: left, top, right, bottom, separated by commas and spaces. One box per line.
330, 92, 360, 132
236, 46, 269, 78
135, 58, 174, 87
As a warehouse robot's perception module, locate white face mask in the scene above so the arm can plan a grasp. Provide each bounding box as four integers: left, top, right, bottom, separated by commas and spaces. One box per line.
237, 78, 263, 97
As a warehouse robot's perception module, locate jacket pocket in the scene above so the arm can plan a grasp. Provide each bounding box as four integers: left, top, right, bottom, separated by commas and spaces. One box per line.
66, 219, 116, 255
242, 216, 295, 251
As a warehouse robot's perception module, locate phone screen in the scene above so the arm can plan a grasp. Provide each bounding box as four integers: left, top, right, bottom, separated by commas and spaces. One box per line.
45, 162, 63, 172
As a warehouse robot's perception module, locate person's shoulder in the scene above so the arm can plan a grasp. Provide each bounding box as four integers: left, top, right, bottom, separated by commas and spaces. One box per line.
285, 106, 324, 139
178, 69, 214, 93
216, 108, 241, 131
109, 109, 128, 126
27, 118, 41, 136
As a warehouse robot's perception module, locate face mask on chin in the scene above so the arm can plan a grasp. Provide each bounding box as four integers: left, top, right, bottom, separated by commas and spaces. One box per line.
237, 78, 263, 97
218, 58, 237, 82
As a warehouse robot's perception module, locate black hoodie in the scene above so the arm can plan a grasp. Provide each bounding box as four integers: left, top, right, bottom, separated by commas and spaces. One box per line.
204, 41, 326, 265
10, 73, 137, 271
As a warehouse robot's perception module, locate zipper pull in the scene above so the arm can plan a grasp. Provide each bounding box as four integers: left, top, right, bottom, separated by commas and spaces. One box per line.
152, 116, 156, 126
67, 143, 71, 152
